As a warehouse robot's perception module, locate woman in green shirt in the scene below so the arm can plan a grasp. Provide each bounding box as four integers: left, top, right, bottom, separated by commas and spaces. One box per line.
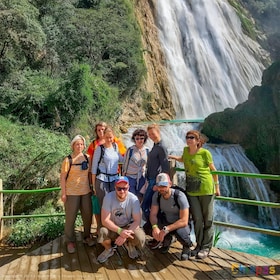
169, 130, 220, 259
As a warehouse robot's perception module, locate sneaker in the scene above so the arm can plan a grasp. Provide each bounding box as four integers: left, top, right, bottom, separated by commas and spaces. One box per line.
147, 239, 162, 249
171, 235, 177, 244
197, 249, 210, 259
67, 242, 76, 254
97, 248, 114, 263
159, 235, 172, 254
124, 242, 139, 259
181, 245, 191, 260
190, 245, 200, 257
83, 237, 96, 247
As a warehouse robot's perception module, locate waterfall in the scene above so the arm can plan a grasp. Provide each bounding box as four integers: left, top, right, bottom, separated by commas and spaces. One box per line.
122, 123, 279, 229
154, 0, 266, 118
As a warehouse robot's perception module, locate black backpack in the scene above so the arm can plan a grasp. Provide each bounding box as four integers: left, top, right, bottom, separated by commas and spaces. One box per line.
157, 185, 186, 209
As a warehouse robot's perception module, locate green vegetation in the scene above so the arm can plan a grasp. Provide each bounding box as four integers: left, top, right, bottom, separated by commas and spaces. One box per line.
228, 0, 256, 40
0, 0, 145, 136
0, 0, 145, 240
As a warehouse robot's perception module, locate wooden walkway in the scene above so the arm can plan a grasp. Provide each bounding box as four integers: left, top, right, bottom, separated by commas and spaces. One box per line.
0, 230, 279, 280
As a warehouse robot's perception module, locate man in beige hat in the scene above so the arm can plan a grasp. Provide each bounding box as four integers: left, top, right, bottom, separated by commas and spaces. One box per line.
144, 173, 192, 260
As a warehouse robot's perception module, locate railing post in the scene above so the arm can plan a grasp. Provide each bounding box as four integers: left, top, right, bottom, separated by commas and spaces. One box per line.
0, 179, 3, 240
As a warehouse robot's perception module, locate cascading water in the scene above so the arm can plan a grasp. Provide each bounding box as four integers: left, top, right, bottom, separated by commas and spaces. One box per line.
154, 0, 266, 118
122, 123, 280, 258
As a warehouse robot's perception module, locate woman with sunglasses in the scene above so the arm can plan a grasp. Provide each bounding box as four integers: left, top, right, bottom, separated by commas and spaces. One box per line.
122, 129, 149, 198
168, 130, 220, 260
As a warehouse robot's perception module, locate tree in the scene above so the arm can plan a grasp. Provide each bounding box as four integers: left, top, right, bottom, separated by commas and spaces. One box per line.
0, 0, 46, 79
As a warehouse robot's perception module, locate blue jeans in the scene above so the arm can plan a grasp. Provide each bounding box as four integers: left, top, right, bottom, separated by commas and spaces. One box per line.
141, 178, 156, 221
127, 176, 145, 196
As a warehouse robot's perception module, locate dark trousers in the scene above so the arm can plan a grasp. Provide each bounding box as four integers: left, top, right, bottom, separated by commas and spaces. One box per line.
64, 193, 92, 243
187, 195, 214, 250
141, 178, 156, 221
143, 212, 192, 248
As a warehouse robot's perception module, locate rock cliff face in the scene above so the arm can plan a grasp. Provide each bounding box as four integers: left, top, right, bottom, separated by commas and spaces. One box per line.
119, 0, 175, 128
202, 62, 280, 189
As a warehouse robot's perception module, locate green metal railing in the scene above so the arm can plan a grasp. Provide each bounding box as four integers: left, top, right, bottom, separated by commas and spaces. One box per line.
175, 168, 280, 236
1, 169, 280, 238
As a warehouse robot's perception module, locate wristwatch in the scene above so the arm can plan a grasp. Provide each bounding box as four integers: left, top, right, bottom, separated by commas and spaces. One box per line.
163, 226, 169, 234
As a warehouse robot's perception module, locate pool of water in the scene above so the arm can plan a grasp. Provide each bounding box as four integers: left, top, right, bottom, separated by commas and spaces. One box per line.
216, 229, 280, 260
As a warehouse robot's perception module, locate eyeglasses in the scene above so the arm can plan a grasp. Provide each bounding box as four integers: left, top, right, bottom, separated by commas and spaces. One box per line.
116, 187, 129, 192
135, 137, 145, 141
186, 136, 196, 140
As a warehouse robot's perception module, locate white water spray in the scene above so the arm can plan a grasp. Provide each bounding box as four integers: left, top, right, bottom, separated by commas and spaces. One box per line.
155, 0, 266, 118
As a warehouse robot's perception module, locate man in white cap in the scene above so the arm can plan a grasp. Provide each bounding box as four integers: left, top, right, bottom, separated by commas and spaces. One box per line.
97, 176, 145, 263
144, 173, 192, 260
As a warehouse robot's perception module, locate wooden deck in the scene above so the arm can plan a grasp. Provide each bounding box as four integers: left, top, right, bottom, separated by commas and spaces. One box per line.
0, 229, 279, 280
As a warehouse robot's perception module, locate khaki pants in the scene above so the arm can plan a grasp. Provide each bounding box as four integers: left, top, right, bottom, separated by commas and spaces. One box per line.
98, 225, 146, 249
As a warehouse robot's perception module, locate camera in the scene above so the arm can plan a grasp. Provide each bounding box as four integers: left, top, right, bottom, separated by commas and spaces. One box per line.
81, 161, 88, 170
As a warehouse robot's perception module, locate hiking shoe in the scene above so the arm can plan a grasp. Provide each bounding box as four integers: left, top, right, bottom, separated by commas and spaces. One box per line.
159, 235, 172, 254
67, 242, 76, 254
171, 235, 177, 244
159, 245, 170, 254
83, 236, 96, 247
97, 248, 114, 263
124, 242, 139, 259
190, 245, 200, 257
181, 246, 191, 260
147, 239, 162, 249
197, 249, 210, 259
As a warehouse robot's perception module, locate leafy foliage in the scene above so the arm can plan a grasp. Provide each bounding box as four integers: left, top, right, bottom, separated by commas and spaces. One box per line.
0, 0, 145, 135
6, 201, 66, 246
0, 116, 71, 214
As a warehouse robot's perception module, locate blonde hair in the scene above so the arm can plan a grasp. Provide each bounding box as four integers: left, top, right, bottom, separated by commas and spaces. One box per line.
104, 126, 115, 136
70, 135, 86, 150
147, 123, 160, 132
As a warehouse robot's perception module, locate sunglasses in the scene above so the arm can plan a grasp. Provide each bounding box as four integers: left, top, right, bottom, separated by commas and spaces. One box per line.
186, 136, 196, 140
116, 187, 129, 192
135, 137, 145, 141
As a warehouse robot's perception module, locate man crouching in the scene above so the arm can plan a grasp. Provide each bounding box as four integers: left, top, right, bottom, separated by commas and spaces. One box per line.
97, 176, 145, 263
144, 173, 193, 260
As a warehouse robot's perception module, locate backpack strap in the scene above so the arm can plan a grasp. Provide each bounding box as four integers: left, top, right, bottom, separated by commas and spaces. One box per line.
157, 188, 180, 210
65, 153, 88, 181
65, 155, 72, 180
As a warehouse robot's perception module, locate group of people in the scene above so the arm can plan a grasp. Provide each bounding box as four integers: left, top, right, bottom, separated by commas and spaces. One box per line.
60, 122, 220, 263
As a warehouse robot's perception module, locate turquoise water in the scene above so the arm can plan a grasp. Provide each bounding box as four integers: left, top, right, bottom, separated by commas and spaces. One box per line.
216, 230, 280, 260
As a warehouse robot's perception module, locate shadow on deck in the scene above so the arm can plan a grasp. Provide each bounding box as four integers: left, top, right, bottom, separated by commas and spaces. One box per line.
0, 229, 279, 280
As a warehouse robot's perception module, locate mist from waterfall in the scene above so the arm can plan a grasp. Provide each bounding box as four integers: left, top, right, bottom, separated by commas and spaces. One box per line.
155, 0, 266, 118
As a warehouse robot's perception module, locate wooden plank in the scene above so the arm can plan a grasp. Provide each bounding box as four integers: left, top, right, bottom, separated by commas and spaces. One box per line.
210, 248, 268, 280
1, 233, 280, 280
48, 238, 62, 280
2, 254, 21, 280
60, 234, 82, 280
165, 241, 213, 280
37, 238, 53, 280
220, 249, 280, 280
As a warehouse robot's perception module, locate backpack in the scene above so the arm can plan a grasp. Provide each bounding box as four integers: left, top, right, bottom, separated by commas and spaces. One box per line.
96, 142, 117, 175
157, 185, 186, 209
65, 153, 89, 180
